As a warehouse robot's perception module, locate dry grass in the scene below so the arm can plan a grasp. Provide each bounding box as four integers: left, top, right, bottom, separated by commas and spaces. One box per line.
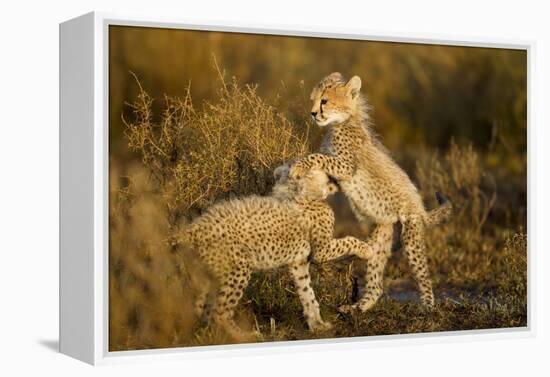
109, 73, 526, 351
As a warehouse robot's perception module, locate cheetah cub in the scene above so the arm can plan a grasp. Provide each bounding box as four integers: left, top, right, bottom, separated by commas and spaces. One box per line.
179, 163, 392, 340
290, 72, 452, 311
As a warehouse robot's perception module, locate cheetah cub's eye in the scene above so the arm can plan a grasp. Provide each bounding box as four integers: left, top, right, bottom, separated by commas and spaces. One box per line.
320, 99, 328, 105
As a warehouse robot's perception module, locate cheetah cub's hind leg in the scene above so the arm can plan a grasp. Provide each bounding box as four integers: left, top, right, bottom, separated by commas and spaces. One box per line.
402, 215, 435, 308
185, 252, 215, 324
210, 264, 258, 342
355, 224, 394, 312
289, 259, 332, 332
338, 224, 394, 314
193, 278, 213, 324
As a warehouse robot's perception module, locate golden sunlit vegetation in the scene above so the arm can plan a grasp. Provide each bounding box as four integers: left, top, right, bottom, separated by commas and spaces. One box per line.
109, 26, 527, 351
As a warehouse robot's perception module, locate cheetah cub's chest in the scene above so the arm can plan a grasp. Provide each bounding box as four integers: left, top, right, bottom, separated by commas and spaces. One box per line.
340, 173, 397, 224
321, 135, 396, 224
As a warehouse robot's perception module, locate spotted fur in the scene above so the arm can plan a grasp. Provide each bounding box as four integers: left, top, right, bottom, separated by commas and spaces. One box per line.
179, 164, 393, 340
291, 73, 452, 312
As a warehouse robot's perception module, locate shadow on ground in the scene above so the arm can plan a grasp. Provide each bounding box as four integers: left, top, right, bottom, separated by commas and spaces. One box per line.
38, 339, 59, 353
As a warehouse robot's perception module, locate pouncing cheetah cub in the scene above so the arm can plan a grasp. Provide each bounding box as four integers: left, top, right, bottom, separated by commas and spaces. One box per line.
179, 163, 393, 340
290, 72, 452, 311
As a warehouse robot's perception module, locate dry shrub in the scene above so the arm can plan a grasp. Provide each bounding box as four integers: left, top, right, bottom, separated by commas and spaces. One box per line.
497, 233, 527, 301
415, 142, 493, 285
414, 141, 527, 298
417, 140, 496, 240
123, 66, 314, 225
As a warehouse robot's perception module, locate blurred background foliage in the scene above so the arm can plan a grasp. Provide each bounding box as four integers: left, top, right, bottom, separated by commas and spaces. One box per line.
110, 26, 526, 162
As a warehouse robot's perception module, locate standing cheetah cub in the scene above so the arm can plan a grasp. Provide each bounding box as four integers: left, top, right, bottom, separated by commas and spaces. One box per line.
290, 72, 452, 311
179, 163, 392, 340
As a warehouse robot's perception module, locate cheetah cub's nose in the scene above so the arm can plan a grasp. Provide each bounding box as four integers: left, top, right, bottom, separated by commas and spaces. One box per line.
311, 112, 317, 117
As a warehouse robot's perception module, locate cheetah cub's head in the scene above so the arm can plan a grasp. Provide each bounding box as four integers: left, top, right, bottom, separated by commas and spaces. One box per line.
273, 161, 338, 201
297, 168, 339, 201
309, 72, 363, 127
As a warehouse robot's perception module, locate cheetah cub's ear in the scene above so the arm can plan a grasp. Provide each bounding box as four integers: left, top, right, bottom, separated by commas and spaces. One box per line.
273, 158, 299, 183
325, 72, 345, 84
273, 164, 289, 183
345, 75, 362, 100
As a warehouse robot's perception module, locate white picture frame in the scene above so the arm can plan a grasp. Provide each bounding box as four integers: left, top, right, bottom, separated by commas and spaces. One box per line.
59, 11, 534, 365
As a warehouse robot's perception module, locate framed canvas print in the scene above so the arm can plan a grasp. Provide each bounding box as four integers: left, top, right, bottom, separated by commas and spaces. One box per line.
59, 12, 532, 365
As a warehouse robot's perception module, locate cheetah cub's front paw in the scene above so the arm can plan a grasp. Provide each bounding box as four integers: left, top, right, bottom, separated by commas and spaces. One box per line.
248, 329, 264, 342
309, 319, 333, 333
337, 304, 359, 315
234, 329, 264, 343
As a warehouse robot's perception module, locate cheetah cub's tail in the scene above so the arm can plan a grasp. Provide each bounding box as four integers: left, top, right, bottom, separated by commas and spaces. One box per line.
424, 192, 453, 227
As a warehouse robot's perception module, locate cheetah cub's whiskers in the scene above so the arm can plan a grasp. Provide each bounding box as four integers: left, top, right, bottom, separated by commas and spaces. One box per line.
178, 161, 392, 340
291, 72, 453, 311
